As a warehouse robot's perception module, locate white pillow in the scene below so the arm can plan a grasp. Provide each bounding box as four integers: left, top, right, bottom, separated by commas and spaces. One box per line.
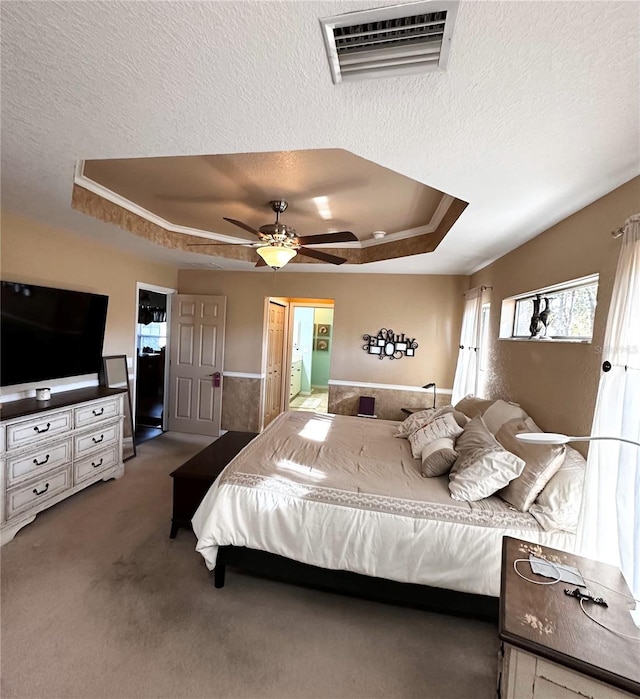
482, 399, 528, 435
394, 408, 438, 438
448, 416, 525, 501
420, 437, 458, 477
496, 419, 566, 512
529, 446, 586, 532
408, 412, 464, 458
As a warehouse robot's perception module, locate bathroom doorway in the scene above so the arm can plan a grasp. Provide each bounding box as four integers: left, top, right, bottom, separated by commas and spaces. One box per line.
288, 302, 334, 414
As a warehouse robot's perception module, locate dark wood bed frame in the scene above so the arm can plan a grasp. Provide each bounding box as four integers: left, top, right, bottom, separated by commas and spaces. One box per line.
213, 545, 499, 622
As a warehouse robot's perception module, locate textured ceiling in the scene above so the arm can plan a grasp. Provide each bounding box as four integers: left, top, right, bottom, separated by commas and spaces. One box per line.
1, 1, 638, 275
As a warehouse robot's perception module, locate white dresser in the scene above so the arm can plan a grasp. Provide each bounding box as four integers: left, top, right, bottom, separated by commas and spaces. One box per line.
0, 386, 126, 545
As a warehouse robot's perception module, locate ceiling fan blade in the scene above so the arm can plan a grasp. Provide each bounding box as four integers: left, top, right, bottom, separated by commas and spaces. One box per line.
296, 248, 347, 265
296, 231, 357, 245
223, 217, 263, 238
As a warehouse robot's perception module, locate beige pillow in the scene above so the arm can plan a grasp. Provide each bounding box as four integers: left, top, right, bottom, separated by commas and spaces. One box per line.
420, 437, 458, 477
432, 405, 469, 428
408, 412, 464, 458
496, 419, 566, 512
448, 416, 525, 501
453, 395, 494, 419
529, 446, 586, 532
394, 408, 439, 438
482, 399, 529, 435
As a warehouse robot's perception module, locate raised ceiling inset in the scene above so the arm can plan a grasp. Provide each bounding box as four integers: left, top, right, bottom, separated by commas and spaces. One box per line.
74, 148, 468, 268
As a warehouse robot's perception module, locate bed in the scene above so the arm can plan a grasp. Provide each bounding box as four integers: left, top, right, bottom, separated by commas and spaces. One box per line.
192, 409, 579, 611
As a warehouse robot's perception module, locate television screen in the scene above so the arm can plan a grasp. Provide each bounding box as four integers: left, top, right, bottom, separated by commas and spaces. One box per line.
1, 281, 109, 387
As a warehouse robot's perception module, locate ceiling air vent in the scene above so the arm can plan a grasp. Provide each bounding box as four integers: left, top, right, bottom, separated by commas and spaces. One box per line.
320, 1, 459, 84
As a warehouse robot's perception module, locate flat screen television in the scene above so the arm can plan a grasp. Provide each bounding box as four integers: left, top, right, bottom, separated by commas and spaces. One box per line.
1, 281, 109, 388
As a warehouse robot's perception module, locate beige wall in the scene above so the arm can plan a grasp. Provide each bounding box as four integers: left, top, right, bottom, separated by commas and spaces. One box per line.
178, 271, 468, 390
471, 176, 640, 440
1, 210, 178, 394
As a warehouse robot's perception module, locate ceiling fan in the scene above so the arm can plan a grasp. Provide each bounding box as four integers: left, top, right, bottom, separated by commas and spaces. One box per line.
188, 200, 357, 269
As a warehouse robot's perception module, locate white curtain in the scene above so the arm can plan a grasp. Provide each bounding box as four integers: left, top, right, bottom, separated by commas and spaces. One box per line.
452, 287, 484, 404
578, 213, 640, 599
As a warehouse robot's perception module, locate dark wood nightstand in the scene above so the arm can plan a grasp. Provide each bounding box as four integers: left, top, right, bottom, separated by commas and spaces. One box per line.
169, 431, 257, 538
498, 536, 640, 698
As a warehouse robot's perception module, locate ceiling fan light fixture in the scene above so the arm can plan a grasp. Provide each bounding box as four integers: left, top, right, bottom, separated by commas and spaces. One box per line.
256, 245, 297, 269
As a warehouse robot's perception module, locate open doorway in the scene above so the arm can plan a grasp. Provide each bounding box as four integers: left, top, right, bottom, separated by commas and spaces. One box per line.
288, 303, 334, 414
134, 287, 170, 444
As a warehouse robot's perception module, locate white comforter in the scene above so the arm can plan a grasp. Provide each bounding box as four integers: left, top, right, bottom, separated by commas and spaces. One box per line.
192, 411, 576, 597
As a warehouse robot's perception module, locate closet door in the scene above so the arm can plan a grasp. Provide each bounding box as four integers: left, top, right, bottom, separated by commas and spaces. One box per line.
264, 300, 287, 427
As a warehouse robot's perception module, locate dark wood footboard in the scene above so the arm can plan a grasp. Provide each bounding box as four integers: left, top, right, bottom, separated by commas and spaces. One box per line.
213, 545, 498, 622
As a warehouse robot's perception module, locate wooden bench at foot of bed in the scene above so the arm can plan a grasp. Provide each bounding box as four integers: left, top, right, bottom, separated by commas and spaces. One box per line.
169, 431, 258, 539
213, 545, 499, 622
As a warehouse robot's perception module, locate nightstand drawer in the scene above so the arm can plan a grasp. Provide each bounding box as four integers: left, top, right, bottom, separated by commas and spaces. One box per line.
6, 438, 72, 486
74, 398, 120, 429
74, 445, 119, 484
74, 422, 119, 458
6, 410, 72, 452
6, 466, 71, 519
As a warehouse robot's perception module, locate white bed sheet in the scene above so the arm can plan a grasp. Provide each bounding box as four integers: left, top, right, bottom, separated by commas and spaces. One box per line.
192, 411, 576, 597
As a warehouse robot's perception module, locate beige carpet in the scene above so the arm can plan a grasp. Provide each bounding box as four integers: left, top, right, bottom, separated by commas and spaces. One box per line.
1, 432, 498, 699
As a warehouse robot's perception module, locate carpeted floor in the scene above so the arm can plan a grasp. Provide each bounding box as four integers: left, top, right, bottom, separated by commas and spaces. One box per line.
0, 432, 498, 699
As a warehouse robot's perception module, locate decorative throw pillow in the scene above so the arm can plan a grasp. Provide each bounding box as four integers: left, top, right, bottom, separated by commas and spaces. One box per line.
482, 399, 529, 435
432, 405, 469, 428
453, 395, 495, 419
495, 419, 566, 512
529, 446, 586, 532
394, 408, 439, 438
420, 437, 458, 477
408, 412, 464, 458
448, 416, 525, 501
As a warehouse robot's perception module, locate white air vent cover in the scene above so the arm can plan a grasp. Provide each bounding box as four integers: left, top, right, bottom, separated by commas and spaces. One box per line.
320, 1, 459, 84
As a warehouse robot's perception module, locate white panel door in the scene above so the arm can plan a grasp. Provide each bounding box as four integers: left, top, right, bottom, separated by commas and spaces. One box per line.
168, 295, 226, 436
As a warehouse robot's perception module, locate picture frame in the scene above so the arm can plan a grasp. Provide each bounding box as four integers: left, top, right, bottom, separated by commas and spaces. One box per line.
315, 338, 329, 352
100, 355, 136, 461
316, 323, 331, 337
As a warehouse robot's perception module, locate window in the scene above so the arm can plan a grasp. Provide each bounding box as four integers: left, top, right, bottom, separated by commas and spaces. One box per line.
510, 275, 598, 341
137, 322, 167, 353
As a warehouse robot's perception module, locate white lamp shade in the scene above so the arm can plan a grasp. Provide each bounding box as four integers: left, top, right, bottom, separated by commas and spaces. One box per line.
256, 245, 297, 269
516, 432, 640, 447
516, 432, 570, 445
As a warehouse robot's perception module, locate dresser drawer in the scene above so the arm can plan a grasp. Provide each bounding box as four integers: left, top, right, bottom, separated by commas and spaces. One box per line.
6, 410, 73, 452
74, 445, 119, 484
6, 466, 71, 520
74, 422, 119, 458
0, 425, 5, 454
6, 438, 72, 486
74, 398, 121, 429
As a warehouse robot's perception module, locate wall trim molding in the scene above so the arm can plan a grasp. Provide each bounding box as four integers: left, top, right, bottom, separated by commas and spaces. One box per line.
328, 380, 453, 394
223, 371, 265, 379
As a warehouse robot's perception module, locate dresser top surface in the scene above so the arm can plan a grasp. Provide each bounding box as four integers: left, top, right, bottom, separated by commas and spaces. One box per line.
0, 386, 127, 423
500, 536, 640, 695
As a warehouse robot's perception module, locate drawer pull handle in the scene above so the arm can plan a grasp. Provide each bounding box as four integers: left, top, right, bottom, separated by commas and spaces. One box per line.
33, 423, 51, 434
33, 454, 50, 466
92, 435, 105, 444
91, 458, 104, 469
33, 483, 50, 496
92, 407, 105, 416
